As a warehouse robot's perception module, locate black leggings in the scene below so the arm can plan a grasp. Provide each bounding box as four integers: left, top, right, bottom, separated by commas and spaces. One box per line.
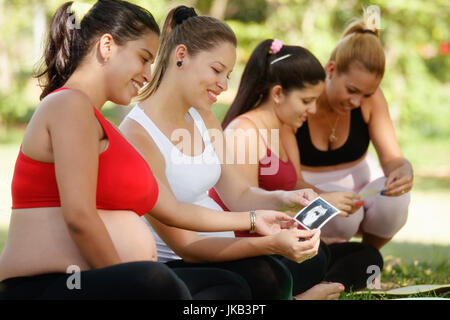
275, 243, 329, 295
166, 255, 293, 300
0, 261, 251, 300
278, 242, 384, 294
324, 242, 384, 292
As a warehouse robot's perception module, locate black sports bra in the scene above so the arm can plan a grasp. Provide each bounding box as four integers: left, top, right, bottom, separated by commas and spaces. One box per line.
296, 107, 370, 167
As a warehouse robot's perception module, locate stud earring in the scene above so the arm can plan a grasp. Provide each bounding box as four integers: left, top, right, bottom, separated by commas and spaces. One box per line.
176, 60, 182, 67
326, 74, 330, 79
104, 57, 109, 63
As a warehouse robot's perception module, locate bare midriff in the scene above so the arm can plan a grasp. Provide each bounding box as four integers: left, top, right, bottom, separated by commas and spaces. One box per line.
0, 207, 156, 281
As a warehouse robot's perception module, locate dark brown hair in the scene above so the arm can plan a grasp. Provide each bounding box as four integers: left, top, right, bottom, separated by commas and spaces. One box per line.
36, 0, 160, 100
222, 39, 325, 128
139, 5, 237, 100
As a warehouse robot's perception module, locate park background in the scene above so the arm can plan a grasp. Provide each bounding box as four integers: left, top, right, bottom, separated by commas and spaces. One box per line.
0, 0, 449, 298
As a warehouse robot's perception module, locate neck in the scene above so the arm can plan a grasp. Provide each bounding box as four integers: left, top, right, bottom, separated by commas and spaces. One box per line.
64, 63, 107, 110
140, 73, 191, 124
255, 101, 283, 131
316, 91, 332, 115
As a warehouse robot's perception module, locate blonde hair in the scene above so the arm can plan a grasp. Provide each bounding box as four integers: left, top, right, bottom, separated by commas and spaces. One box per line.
329, 10, 385, 77
138, 6, 236, 101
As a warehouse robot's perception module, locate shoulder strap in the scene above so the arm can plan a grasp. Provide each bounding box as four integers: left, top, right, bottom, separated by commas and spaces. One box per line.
92, 105, 119, 142
125, 105, 173, 156
235, 115, 268, 148
188, 107, 212, 145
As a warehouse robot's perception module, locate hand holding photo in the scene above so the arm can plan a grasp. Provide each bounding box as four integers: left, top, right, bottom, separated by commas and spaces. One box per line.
294, 197, 340, 230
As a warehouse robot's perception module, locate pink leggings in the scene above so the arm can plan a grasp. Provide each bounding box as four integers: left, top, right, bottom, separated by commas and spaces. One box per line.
302, 153, 410, 240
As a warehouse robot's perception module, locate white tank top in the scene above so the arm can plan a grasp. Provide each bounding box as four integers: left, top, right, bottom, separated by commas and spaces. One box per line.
125, 105, 234, 262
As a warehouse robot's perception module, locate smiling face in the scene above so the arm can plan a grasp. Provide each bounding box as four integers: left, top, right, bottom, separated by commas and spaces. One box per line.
325, 61, 381, 115
105, 31, 159, 105
275, 81, 325, 130
181, 41, 236, 111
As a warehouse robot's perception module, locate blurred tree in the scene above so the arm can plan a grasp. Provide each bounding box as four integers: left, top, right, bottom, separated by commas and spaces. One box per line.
210, 0, 228, 19
0, 0, 448, 141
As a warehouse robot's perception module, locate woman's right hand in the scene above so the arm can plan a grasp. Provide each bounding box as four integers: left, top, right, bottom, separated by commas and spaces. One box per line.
254, 210, 298, 236
271, 228, 321, 263
321, 192, 361, 217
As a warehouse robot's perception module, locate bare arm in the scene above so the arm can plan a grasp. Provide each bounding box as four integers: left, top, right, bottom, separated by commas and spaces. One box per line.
119, 117, 293, 235
146, 213, 319, 263
144, 151, 320, 264
119, 115, 319, 263
367, 88, 413, 196
47, 91, 121, 268
207, 114, 316, 213
280, 124, 321, 192
281, 124, 360, 216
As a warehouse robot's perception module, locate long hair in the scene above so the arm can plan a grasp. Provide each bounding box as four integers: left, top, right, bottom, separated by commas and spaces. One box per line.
138, 5, 237, 100
36, 0, 160, 100
222, 39, 325, 129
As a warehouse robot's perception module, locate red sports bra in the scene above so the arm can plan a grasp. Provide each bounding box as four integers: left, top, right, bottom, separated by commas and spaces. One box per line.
11, 88, 159, 216
257, 139, 297, 192
208, 116, 298, 237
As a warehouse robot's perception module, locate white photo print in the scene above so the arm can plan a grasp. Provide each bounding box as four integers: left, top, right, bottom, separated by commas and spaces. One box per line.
294, 197, 340, 230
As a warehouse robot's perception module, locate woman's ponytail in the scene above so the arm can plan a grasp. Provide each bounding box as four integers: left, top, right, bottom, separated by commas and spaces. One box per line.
329, 8, 385, 77
36, 2, 84, 100
222, 39, 325, 129
36, 0, 159, 100
138, 5, 236, 100
222, 39, 273, 128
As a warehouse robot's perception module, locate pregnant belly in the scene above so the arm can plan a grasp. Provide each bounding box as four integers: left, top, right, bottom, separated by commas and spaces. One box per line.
0, 208, 156, 281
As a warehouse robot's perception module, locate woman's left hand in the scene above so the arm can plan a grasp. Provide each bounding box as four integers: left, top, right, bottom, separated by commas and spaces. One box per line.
280, 188, 318, 213
254, 210, 298, 236
384, 163, 414, 196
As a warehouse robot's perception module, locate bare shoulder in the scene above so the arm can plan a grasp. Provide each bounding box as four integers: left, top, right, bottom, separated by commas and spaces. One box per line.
21, 89, 98, 159
119, 113, 147, 141
119, 113, 166, 174
41, 89, 92, 112
37, 89, 96, 126
194, 108, 258, 134
120, 114, 155, 152
361, 87, 389, 122
225, 114, 259, 133
194, 108, 223, 130
369, 87, 388, 109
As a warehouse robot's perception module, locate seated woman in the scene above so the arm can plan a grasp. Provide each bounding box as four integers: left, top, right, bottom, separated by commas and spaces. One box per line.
210, 38, 384, 293
0, 1, 288, 300
120, 6, 330, 300
283, 14, 413, 250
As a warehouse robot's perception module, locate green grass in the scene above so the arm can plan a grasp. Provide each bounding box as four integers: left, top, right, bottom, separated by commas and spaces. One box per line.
339, 241, 450, 300
342, 287, 450, 300
0, 107, 448, 300
0, 226, 447, 300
